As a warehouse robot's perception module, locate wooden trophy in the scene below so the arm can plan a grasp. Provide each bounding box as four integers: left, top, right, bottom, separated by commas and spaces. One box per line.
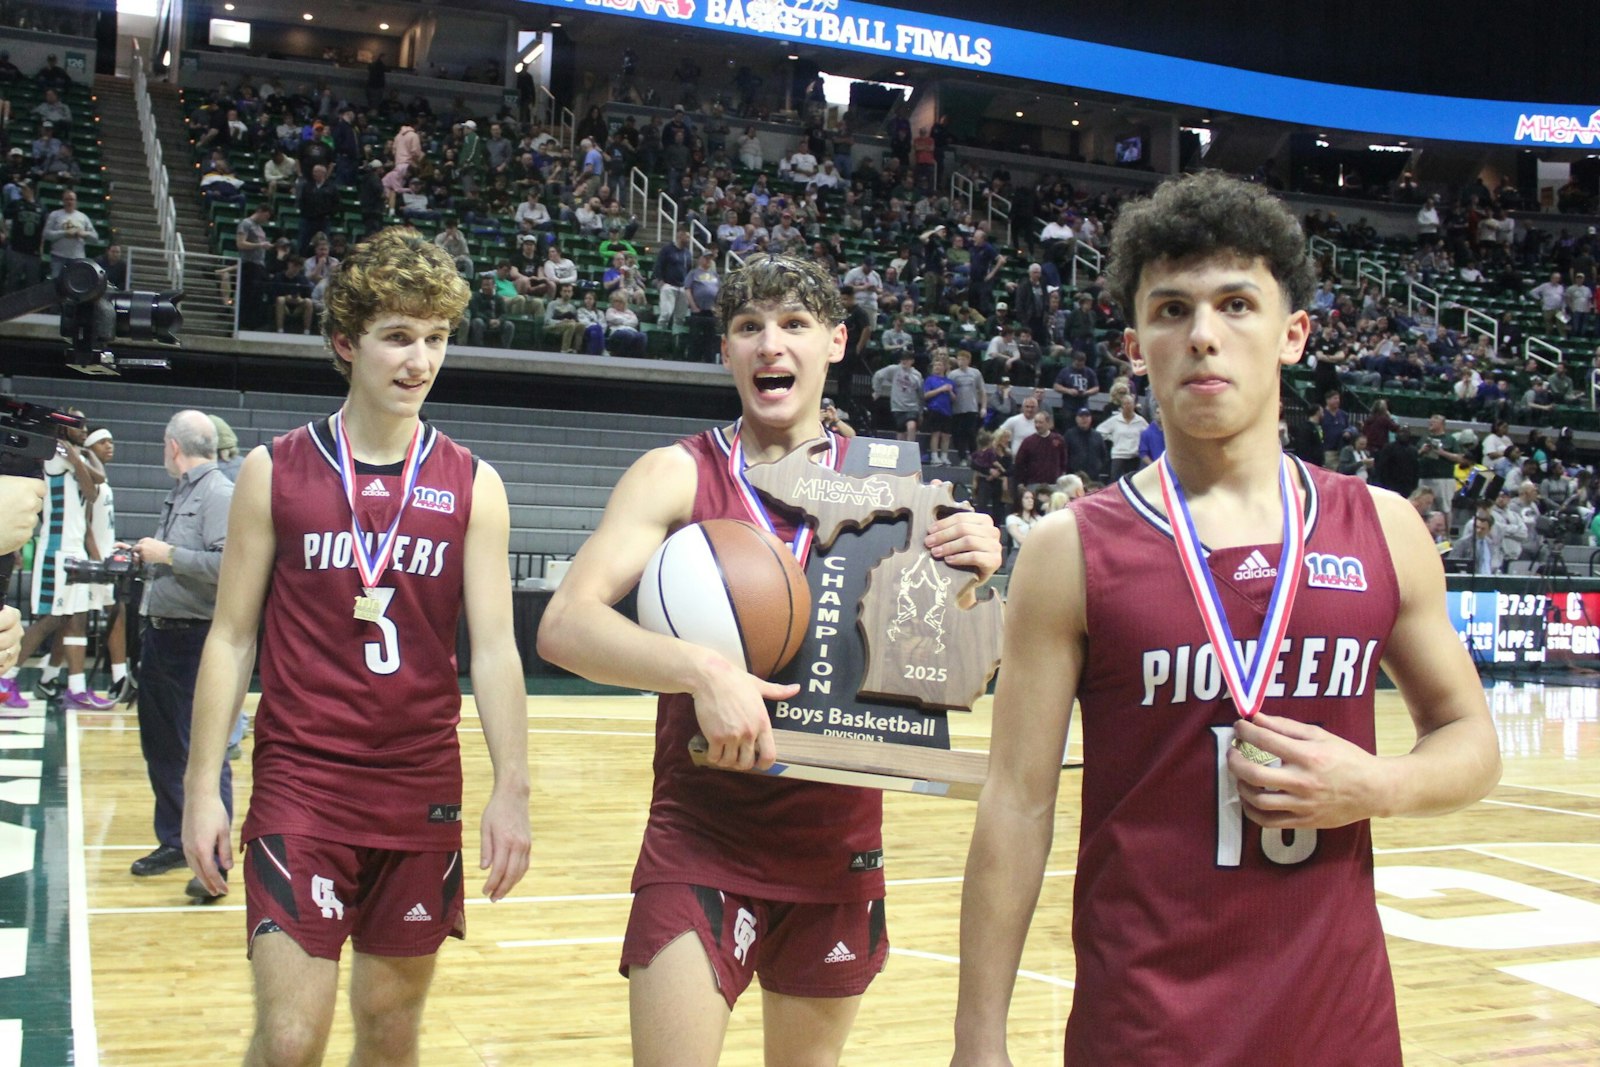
690, 437, 1002, 799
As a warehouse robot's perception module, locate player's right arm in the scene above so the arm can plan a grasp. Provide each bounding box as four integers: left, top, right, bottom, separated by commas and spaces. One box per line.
951, 510, 1085, 1067
536, 444, 798, 770
182, 445, 276, 895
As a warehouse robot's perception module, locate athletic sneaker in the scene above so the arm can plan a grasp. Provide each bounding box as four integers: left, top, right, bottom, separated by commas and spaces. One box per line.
63, 689, 116, 711
32, 676, 62, 702
0, 679, 28, 709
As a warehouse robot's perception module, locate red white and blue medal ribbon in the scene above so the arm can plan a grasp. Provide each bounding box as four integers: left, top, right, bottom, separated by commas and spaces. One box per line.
726, 417, 838, 567
332, 409, 425, 602
1155, 452, 1307, 721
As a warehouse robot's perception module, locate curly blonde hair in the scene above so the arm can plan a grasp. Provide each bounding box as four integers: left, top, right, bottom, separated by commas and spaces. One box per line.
321, 227, 472, 380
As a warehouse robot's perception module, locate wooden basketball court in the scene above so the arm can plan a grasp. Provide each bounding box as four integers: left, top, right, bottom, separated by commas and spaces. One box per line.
42, 683, 1600, 1063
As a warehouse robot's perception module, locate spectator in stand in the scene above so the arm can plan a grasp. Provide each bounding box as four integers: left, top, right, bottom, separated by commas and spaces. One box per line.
1320, 390, 1354, 466
1004, 487, 1043, 556
1063, 407, 1107, 484
42, 189, 97, 277
969, 429, 1010, 529
889, 350, 924, 451
303, 238, 338, 290
999, 394, 1040, 458
1530, 272, 1568, 336
653, 228, 692, 329
1416, 196, 1440, 244
967, 229, 1004, 315
467, 272, 514, 348
737, 126, 763, 171
294, 164, 339, 255
541, 242, 578, 297
1014, 409, 1067, 491
36, 54, 72, 92
271, 255, 314, 333
382, 123, 422, 214
575, 288, 606, 355
1567, 273, 1594, 338
1137, 407, 1165, 468
31, 88, 71, 132
603, 291, 645, 358
262, 147, 299, 202
1450, 511, 1504, 575
423, 217, 468, 277
1098, 391, 1148, 480
544, 283, 582, 353
515, 188, 554, 232
923, 355, 956, 465
1540, 459, 1575, 509
1052, 350, 1099, 409
684, 250, 721, 361
842, 257, 883, 319
1522, 376, 1556, 423
948, 350, 987, 463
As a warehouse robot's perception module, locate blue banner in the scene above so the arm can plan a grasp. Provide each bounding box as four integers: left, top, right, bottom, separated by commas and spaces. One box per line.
554, 0, 1598, 147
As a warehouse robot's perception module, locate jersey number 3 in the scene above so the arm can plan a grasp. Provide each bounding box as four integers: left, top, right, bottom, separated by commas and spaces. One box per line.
362, 586, 401, 676
1210, 725, 1318, 867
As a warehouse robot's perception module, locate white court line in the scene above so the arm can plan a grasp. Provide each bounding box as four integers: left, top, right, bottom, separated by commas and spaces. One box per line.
1466, 846, 1600, 889
1498, 781, 1600, 800
1374, 842, 1600, 855
1480, 798, 1600, 820
67, 715, 99, 1067
499, 935, 623, 949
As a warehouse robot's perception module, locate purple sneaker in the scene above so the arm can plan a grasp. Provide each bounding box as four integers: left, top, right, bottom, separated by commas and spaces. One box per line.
63, 689, 116, 711
0, 679, 27, 709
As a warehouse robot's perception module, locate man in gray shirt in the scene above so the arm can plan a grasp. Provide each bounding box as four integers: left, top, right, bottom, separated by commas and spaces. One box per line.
889, 351, 924, 448
126, 410, 235, 899
947, 349, 987, 462
42, 188, 98, 277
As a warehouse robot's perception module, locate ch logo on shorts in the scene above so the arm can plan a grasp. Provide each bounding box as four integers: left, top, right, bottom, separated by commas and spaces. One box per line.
732, 907, 757, 964
312, 874, 345, 920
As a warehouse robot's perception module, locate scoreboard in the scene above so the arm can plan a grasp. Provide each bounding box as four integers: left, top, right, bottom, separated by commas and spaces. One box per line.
1446, 582, 1600, 667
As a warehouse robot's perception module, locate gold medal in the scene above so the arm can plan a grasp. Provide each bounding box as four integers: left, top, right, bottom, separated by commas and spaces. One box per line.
1232, 737, 1281, 767
353, 591, 382, 622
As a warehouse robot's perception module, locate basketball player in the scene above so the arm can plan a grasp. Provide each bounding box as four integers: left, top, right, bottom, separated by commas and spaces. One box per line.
0, 410, 112, 710
950, 173, 1501, 1067
181, 228, 531, 1066
538, 253, 1001, 1066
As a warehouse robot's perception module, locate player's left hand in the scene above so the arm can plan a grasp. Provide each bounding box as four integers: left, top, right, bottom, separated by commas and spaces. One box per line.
926, 504, 1003, 582
1229, 711, 1385, 830
478, 783, 531, 901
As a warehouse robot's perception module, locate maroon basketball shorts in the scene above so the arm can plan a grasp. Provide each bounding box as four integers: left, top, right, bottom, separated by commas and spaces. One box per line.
243, 834, 465, 961
621, 883, 888, 1008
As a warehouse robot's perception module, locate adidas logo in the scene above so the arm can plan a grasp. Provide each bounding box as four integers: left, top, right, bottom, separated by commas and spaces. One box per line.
361, 479, 390, 498
823, 940, 856, 964
1232, 549, 1277, 581
403, 903, 432, 922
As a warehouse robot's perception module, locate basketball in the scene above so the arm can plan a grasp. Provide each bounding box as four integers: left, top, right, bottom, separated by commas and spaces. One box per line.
637, 519, 811, 679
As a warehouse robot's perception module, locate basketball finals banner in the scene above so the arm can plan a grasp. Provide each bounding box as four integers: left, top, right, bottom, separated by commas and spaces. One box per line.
550, 0, 1596, 146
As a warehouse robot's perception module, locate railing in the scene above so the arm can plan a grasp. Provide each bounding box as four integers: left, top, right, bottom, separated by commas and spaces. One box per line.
1308, 234, 1339, 270
1407, 280, 1440, 330
1526, 335, 1564, 372
724, 248, 746, 274
1071, 243, 1103, 289
1591, 365, 1600, 411
655, 191, 678, 243
124, 246, 239, 338
950, 171, 975, 215
983, 189, 1013, 246
689, 218, 712, 258
1356, 256, 1389, 298
626, 166, 649, 218
132, 41, 182, 285
537, 86, 573, 151
1460, 305, 1500, 358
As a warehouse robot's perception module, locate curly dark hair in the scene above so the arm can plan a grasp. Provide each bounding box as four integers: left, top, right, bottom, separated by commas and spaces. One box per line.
715, 252, 845, 332
321, 227, 471, 381
1106, 171, 1315, 321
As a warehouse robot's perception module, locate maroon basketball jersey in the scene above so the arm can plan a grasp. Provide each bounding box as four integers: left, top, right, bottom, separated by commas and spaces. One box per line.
632, 428, 886, 903
1065, 461, 1402, 1066
243, 418, 475, 852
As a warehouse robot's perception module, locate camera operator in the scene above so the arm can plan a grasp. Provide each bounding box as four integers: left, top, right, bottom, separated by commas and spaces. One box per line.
123, 411, 234, 898
0, 410, 110, 710
0, 474, 46, 691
